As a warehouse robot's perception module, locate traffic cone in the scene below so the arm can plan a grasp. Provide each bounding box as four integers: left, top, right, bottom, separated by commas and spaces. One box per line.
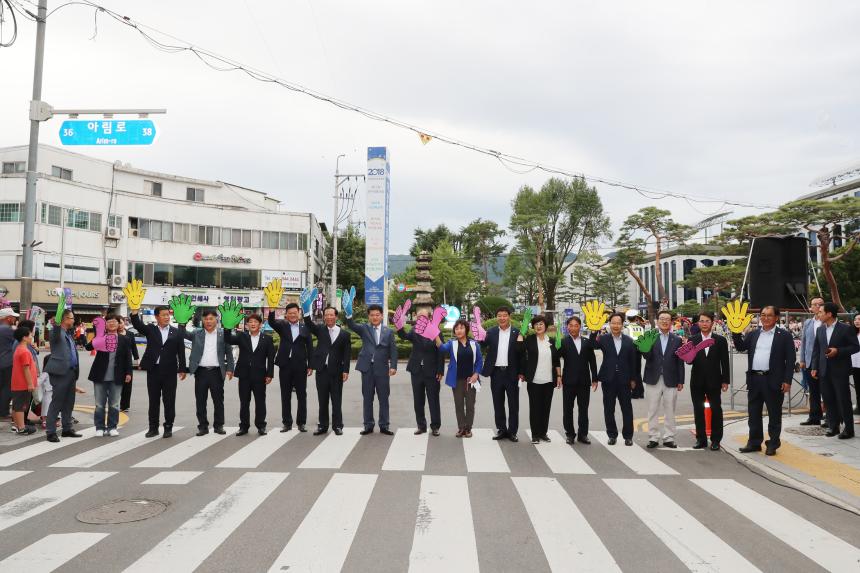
704, 399, 712, 437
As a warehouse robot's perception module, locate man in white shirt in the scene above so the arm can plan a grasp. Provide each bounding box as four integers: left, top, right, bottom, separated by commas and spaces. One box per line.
305, 306, 351, 435
479, 307, 525, 442
639, 311, 685, 449
224, 314, 275, 435
811, 302, 860, 439
798, 297, 824, 426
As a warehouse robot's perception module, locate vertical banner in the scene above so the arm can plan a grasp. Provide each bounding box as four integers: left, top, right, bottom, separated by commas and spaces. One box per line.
365, 147, 390, 319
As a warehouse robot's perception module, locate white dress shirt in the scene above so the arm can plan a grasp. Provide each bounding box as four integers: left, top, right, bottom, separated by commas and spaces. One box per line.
496, 326, 511, 366
659, 331, 670, 354
198, 328, 219, 367
533, 337, 554, 384
325, 325, 341, 366
612, 334, 623, 354
250, 333, 260, 352
752, 327, 775, 371
825, 322, 836, 345
852, 334, 860, 369
571, 335, 582, 354
156, 324, 170, 364
701, 332, 712, 356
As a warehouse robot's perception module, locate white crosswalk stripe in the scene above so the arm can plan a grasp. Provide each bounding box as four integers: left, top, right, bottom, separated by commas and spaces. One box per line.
216, 429, 298, 468
408, 475, 479, 572
297, 426, 361, 469
0, 470, 31, 486
692, 478, 860, 572
513, 477, 620, 572
0, 427, 99, 467
51, 428, 184, 468
382, 428, 429, 471
590, 431, 679, 475
132, 427, 238, 468
0, 532, 109, 570
0, 471, 115, 532
141, 471, 203, 485
462, 428, 510, 472
605, 479, 761, 572
124, 472, 288, 572
525, 430, 595, 474
267, 472, 377, 573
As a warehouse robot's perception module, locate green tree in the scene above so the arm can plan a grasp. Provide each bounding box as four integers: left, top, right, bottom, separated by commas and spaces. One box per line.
410, 224, 460, 257
680, 263, 745, 306
812, 243, 860, 311
502, 248, 538, 306
324, 225, 365, 301
592, 260, 630, 309
430, 240, 477, 306
567, 251, 603, 304
509, 177, 609, 315
459, 218, 506, 287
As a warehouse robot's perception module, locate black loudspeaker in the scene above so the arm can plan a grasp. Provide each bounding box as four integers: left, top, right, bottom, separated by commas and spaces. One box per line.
748, 237, 809, 310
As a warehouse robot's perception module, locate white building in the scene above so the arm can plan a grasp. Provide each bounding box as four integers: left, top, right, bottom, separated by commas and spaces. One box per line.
0, 144, 327, 318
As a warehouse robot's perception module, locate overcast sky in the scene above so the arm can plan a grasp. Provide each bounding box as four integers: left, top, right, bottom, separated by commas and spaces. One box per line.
1, 1, 859, 253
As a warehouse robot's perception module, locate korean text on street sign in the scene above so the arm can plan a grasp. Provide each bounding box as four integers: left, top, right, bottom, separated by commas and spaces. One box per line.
59, 119, 157, 146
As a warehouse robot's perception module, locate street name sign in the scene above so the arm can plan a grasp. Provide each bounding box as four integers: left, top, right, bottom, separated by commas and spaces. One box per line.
59, 119, 156, 146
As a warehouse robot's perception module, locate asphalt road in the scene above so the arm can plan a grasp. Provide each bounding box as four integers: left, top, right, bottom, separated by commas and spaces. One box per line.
0, 351, 857, 572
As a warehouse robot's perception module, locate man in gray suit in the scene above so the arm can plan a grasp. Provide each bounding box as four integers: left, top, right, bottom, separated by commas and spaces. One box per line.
45, 306, 82, 442
179, 309, 234, 436
798, 297, 824, 426
346, 302, 398, 435
639, 310, 685, 449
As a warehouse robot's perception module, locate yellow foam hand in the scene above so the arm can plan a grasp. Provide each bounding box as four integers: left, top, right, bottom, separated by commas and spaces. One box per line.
263, 278, 284, 308
721, 298, 752, 334
582, 300, 608, 332
122, 279, 146, 311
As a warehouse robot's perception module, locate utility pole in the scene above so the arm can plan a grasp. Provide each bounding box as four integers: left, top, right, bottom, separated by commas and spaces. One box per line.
20, 0, 48, 313
329, 155, 363, 305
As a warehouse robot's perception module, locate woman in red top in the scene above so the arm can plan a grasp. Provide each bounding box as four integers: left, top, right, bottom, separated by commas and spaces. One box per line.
11, 326, 37, 435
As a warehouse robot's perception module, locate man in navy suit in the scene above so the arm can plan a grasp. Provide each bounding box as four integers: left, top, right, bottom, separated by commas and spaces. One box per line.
269, 303, 313, 432
480, 306, 524, 442
346, 304, 398, 435
640, 310, 685, 449
559, 316, 598, 445
591, 312, 641, 446
732, 306, 795, 456
811, 302, 860, 439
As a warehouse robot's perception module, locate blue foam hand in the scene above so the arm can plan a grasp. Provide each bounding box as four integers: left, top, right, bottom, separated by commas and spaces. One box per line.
299, 287, 318, 315
342, 285, 356, 318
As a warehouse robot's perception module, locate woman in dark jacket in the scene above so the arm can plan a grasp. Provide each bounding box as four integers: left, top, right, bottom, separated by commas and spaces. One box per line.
521, 315, 561, 444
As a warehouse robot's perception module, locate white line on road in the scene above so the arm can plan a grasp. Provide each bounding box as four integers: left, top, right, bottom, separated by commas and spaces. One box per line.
297, 427, 361, 469
216, 430, 298, 469
0, 427, 99, 467
0, 470, 31, 486
51, 428, 184, 468
141, 471, 203, 485
382, 428, 429, 471
408, 475, 479, 573
267, 472, 377, 573
132, 427, 238, 468
605, 479, 760, 572
512, 477, 620, 572
124, 472, 288, 573
462, 428, 510, 473
526, 430, 595, 474
590, 431, 679, 475
0, 471, 115, 532
0, 532, 109, 570
692, 478, 860, 572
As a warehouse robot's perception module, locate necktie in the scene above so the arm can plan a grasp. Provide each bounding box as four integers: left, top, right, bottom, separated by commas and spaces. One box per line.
374, 327, 379, 345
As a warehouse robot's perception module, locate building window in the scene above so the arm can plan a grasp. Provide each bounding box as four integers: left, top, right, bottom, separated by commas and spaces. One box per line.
232, 229, 242, 247
51, 166, 73, 180
107, 214, 122, 234
221, 228, 232, 247
150, 220, 162, 241
162, 221, 173, 242
145, 180, 162, 197
175, 223, 189, 243
154, 263, 173, 285
0, 202, 22, 222
263, 231, 279, 249
186, 187, 205, 202
251, 230, 261, 249
242, 230, 252, 248
2, 161, 25, 174
107, 259, 121, 279
89, 212, 102, 232
67, 209, 89, 229
138, 219, 150, 239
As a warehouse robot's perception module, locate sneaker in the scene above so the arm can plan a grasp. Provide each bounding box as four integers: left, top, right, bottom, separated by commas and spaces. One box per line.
17, 426, 36, 435
94, 429, 105, 437
108, 429, 119, 437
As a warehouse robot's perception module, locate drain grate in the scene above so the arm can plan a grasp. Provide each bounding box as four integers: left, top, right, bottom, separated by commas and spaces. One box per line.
77, 499, 167, 524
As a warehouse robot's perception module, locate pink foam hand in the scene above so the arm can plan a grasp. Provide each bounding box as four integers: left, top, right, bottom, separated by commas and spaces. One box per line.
469, 306, 486, 342
674, 337, 715, 364
91, 317, 108, 352
393, 299, 412, 331
415, 306, 447, 341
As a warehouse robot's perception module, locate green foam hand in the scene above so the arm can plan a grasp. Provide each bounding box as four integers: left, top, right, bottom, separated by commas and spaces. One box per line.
169, 294, 196, 325
520, 307, 533, 335
634, 328, 660, 353
54, 291, 65, 324
218, 300, 245, 330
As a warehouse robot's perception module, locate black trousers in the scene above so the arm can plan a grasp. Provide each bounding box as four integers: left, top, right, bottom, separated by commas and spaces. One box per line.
316, 370, 343, 430
194, 367, 225, 430
490, 367, 519, 435
0, 365, 12, 416
279, 368, 307, 426
602, 377, 634, 440
527, 382, 554, 438
146, 370, 178, 430
45, 369, 78, 434
690, 379, 724, 444
120, 375, 133, 411
411, 373, 441, 430
238, 375, 267, 430
747, 375, 785, 448
803, 368, 822, 422
853, 368, 860, 409
562, 382, 590, 438
820, 371, 854, 436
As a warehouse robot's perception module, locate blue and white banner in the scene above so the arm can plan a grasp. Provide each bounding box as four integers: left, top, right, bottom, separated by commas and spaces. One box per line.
364, 147, 390, 315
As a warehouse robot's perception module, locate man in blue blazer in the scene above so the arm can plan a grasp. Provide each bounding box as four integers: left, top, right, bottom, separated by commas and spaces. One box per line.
640, 310, 685, 449
346, 303, 398, 435
732, 306, 795, 456
480, 306, 524, 442
798, 297, 825, 425
811, 302, 860, 439
591, 312, 641, 446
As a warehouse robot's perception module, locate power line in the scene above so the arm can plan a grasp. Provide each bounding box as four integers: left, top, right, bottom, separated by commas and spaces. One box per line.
36, 1, 777, 211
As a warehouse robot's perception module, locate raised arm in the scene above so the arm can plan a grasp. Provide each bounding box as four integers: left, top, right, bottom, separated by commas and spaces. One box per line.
177, 324, 194, 342
267, 310, 285, 335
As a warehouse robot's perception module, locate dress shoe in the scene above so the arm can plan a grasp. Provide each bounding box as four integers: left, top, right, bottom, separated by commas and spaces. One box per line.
431, 429, 440, 437
710, 442, 721, 451
213, 427, 226, 435
577, 436, 591, 445
145, 429, 159, 438
492, 431, 508, 440
298, 425, 307, 433
162, 429, 172, 438
663, 441, 677, 449
692, 441, 707, 449
624, 439, 633, 446
196, 429, 209, 437
821, 421, 829, 427
765, 445, 777, 456
647, 441, 659, 449
46, 433, 59, 443
799, 419, 820, 426
258, 428, 268, 436
236, 428, 249, 436
838, 432, 855, 440
566, 435, 575, 445
61, 430, 82, 438
739, 444, 761, 453
414, 428, 427, 435
334, 428, 343, 435
607, 437, 617, 445
380, 428, 394, 436
456, 430, 464, 438
825, 430, 839, 437
540, 435, 551, 443
360, 428, 374, 435
280, 425, 292, 433
509, 434, 519, 442
464, 430, 473, 438
313, 428, 328, 436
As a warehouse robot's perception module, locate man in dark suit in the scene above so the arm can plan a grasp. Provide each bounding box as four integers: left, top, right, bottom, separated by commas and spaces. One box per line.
798, 297, 825, 426
480, 306, 524, 442
346, 303, 398, 435
689, 311, 730, 450
397, 309, 445, 436
732, 306, 795, 456
179, 309, 235, 436
130, 306, 187, 438
640, 310, 685, 449
225, 314, 276, 435
83, 313, 133, 437
305, 306, 351, 435
811, 302, 860, 439
119, 317, 139, 412
269, 303, 314, 433
559, 316, 598, 445
44, 307, 83, 442
591, 312, 641, 446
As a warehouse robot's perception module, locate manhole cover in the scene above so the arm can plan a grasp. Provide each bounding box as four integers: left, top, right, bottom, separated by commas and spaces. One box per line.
786, 426, 827, 436
77, 499, 167, 524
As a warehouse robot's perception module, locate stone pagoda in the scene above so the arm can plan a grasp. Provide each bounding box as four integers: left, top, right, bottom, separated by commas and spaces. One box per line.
412, 251, 435, 315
